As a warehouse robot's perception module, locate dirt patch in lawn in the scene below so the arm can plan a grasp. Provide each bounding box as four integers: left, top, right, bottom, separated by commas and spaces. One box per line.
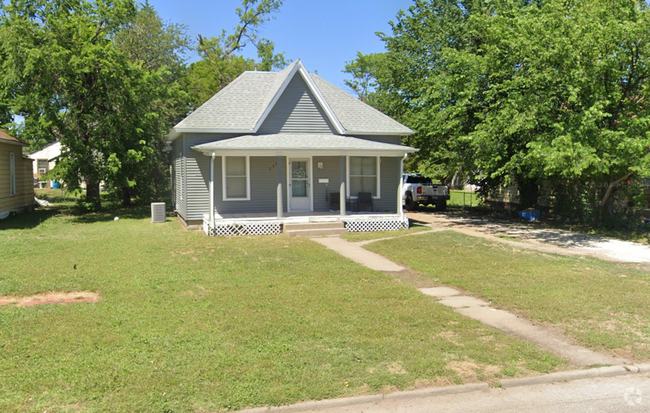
0, 291, 100, 307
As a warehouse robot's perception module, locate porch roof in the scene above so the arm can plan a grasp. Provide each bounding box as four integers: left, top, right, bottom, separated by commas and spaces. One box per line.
191, 133, 418, 157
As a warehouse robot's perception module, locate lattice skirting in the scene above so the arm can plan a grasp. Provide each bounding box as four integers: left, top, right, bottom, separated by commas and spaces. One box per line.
207, 222, 282, 236
344, 218, 409, 232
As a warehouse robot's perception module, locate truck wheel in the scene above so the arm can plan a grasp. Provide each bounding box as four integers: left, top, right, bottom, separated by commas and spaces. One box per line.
406, 196, 416, 211
437, 200, 447, 211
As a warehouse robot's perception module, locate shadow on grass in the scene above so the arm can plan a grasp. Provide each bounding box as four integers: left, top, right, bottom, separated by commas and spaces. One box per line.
0, 208, 60, 230
70, 204, 153, 224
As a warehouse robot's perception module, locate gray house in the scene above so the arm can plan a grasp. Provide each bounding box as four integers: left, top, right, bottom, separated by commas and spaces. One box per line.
168, 60, 417, 236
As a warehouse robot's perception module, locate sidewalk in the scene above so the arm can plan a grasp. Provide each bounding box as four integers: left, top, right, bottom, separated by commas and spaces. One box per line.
238, 365, 650, 413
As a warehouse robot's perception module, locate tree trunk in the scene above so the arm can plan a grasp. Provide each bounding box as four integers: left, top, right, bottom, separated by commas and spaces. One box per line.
85, 177, 102, 210
121, 187, 132, 206
599, 171, 634, 208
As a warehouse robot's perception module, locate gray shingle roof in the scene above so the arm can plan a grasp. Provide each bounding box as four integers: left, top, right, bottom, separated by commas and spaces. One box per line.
192, 133, 417, 155
311, 75, 413, 135
173, 64, 294, 132
170, 60, 414, 139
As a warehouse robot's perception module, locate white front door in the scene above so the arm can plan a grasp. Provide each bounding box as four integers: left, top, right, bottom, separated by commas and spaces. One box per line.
288, 158, 311, 212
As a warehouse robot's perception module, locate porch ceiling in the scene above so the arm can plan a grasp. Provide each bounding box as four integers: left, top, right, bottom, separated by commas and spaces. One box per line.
191, 133, 418, 157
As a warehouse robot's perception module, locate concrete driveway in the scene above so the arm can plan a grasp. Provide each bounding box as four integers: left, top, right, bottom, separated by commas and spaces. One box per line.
406, 210, 650, 265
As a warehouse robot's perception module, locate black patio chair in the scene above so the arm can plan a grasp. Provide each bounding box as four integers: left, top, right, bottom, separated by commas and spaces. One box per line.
357, 192, 373, 212
329, 192, 340, 210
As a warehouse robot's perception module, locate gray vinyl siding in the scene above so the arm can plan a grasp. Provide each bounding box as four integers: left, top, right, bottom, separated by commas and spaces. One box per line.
357, 135, 403, 145
312, 156, 343, 212
258, 75, 335, 134
375, 157, 400, 213
177, 133, 242, 221
171, 137, 186, 219
215, 156, 287, 214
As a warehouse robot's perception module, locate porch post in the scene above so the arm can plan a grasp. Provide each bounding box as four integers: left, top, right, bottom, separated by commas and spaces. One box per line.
277, 156, 283, 218
340, 156, 346, 216
399, 153, 406, 219
210, 152, 215, 228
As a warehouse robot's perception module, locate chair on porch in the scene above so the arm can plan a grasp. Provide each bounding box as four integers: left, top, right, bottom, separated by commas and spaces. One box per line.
357, 192, 373, 212
329, 192, 340, 210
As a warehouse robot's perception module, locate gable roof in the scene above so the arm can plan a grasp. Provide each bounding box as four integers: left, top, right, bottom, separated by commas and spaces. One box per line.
169, 60, 414, 140
0, 129, 28, 147
28, 140, 62, 160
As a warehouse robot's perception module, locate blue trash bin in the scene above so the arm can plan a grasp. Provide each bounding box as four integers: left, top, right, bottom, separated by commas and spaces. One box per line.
52, 181, 60, 189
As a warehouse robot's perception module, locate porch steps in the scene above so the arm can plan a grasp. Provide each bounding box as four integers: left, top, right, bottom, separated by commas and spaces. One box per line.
283, 222, 347, 237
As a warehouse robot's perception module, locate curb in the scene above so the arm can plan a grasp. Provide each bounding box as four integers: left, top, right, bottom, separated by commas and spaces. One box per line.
236, 364, 650, 412
499, 364, 650, 389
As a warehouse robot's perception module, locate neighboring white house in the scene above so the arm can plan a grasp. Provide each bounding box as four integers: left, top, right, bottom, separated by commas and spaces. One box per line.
28, 141, 62, 188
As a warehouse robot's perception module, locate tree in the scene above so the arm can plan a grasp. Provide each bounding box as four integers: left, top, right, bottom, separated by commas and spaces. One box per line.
184, 0, 288, 109
351, 0, 650, 223
112, 3, 191, 205
0, 0, 173, 209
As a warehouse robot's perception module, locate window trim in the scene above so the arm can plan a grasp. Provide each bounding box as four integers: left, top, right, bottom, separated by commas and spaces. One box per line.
9, 152, 16, 196
222, 155, 251, 201
346, 156, 380, 199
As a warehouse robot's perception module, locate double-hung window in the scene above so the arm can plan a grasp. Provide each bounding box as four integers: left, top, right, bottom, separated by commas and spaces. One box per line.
223, 156, 250, 200
348, 156, 379, 198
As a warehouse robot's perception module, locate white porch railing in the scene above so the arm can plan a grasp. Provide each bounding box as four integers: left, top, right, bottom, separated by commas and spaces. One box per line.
203, 213, 408, 237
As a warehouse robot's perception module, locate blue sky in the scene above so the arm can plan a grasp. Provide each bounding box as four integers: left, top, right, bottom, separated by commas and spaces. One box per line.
146, 0, 414, 92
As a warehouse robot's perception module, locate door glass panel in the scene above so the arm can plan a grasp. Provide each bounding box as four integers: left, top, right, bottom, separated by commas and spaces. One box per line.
292, 161, 307, 197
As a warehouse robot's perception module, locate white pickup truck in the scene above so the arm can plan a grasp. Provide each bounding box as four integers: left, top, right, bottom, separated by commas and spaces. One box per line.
402, 173, 450, 211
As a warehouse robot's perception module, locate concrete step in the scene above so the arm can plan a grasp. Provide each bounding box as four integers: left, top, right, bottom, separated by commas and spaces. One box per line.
284, 222, 346, 237
284, 222, 345, 231
284, 228, 348, 237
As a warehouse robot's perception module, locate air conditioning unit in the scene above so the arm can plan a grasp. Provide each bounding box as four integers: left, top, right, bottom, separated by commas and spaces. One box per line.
38, 168, 47, 174
151, 202, 166, 223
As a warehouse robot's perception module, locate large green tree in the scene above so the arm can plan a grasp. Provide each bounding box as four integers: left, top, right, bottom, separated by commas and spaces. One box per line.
184, 0, 288, 109
348, 0, 650, 222
0, 0, 180, 208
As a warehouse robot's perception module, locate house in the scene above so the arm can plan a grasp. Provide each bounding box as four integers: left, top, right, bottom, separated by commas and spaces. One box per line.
28, 141, 62, 188
0, 129, 34, 219
168, 60, 417, 236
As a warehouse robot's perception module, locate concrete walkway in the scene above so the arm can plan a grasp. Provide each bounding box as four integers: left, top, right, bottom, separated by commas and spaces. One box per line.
420, 286, 625, 366
312, 234, 627, 367
311, 237, 406, 272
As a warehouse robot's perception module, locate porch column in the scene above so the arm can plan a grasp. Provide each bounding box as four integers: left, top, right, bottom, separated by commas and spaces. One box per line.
210, 152, 216, 228
340, 156, 346, 216
276, 156, 283, 218
399, 153, 406, 219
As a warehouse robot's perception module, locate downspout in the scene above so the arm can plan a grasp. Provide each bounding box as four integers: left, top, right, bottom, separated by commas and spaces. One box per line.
210, 152, 215, 229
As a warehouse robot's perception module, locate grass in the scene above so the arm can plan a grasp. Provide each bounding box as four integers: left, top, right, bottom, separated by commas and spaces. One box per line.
365, 230, 650, 361
449, 190, 481, 208
0, 205, 565, 412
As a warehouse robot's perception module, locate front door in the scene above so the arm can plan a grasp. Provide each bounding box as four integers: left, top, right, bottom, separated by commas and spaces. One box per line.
288, 158, 311, 212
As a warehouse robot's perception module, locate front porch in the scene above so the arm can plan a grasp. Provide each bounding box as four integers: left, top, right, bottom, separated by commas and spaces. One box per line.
202, 210, 409, 236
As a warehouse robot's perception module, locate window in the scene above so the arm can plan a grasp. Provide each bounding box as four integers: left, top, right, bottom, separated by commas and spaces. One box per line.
348, 156, 379, 198
223, 156, 250, 200
9, 152, 16, 196
37, 159, 48, 174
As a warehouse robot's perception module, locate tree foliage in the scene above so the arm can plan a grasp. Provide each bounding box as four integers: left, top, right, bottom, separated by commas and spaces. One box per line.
184, 0, 287, 108
347, 0, 650, 223
0, 0, 184, 208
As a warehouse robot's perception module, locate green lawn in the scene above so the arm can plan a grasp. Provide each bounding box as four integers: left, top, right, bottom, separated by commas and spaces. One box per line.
449, 190, 481, 208
365, 231, 650, 361
0, 206, 564, 412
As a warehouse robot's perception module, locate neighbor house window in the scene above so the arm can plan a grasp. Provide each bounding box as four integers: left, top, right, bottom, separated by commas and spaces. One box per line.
9, 152, 16, 196
348, 156, 379, 198
37, 159, 48, 174
222, 156, 250, 200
